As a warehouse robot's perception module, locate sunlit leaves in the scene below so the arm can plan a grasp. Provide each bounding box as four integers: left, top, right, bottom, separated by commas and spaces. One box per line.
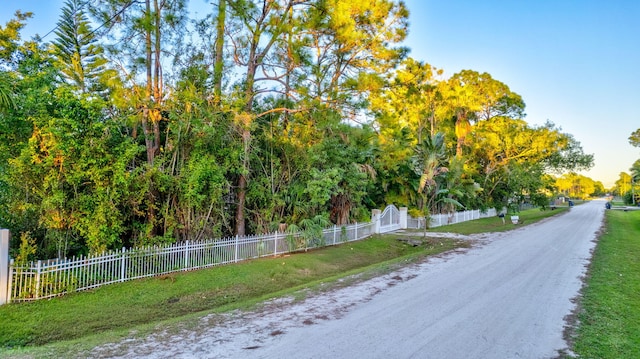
299, 0, 409, 108
6, 89, 140, 255
372, 58, 441, 144
0, 73, 15, 111
467, 117, 592, 207
0, 0, 600, 258
555, 173, 597, 199
0, 11, 32, 63
629, 128, 640, 148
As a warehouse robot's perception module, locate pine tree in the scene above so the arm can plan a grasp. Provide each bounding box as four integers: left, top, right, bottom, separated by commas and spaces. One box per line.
52, 0, 110, 94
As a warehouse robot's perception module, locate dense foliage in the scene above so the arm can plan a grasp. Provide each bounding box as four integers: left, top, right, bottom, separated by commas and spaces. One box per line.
624, 129, 640, 203
0, 0, 594, 258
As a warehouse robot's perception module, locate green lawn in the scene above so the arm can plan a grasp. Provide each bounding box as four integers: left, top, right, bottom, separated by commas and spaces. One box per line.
0, 234, 465, 357
569, 210, 640, 358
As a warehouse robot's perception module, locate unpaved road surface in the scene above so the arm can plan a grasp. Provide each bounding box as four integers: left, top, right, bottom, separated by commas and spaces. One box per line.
91, 201, 604, 359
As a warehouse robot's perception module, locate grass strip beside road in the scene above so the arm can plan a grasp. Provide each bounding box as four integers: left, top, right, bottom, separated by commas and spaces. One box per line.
0, 234, 465, 354
569, 210, 640, 358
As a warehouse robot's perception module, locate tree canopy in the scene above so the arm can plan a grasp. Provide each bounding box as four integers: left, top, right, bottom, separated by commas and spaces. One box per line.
0, 2, 595, 258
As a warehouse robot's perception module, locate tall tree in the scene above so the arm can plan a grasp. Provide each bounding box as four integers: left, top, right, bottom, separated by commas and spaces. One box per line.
629, 128, 640, 148
630, 159, 640, 181
225, 0, 292, 235
91, 0, 187, 164
442, 70, 525, 157
0, 12, 39, 240
226, 0, 409, 234
89, 0, 187, 239
212, 0, 226, 100
556, 173, 597, 199
52, 0, 112, 94
297, 0, 408, 110
0, 11, 33, 111
543, 130, 594, 173
0, 74, 15, 111
0, 10, 32, 62
413, 132, 448, 214
369, 59, 448, 209
371, 58, 443, 145
468, 117, 592, 208
615, 172, 632, 196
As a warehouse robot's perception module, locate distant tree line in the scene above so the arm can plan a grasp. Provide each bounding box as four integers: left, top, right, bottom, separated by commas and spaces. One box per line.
618, 126, 640, 204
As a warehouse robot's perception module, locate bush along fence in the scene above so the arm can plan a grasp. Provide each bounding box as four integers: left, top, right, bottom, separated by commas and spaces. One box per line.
1, 206, 494, 304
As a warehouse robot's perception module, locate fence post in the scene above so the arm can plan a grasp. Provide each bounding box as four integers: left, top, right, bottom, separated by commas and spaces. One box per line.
120, 247, 126, 282
0, 229, 9, 305
399, 207, 408, 229
234, 235, 239, 263
35, 260, 42, 300
355, 222, 358, 240
333, 225, 337, 245
371, 210, 381, 234
184, 240, 190, 270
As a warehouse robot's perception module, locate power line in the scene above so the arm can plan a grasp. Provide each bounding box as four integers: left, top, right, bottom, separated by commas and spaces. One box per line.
82, 0, 136, 41
37, 0, 135, 42
37, 0, 92, 40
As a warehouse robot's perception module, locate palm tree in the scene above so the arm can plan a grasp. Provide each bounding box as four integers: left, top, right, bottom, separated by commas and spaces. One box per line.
630, 160, 640, 181
0, 75, 15, 111
413, 132, 448, 233
629, 160, 640, 205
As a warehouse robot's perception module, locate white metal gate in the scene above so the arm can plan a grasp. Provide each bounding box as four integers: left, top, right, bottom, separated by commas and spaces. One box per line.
379, 205, 401, 233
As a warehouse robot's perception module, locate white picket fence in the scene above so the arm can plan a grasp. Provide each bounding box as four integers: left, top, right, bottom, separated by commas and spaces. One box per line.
1, 205, 498, 304
407, 208, 499, 229
5, 221, 377, 303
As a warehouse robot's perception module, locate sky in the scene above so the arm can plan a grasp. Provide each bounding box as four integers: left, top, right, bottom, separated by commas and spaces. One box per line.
2, 0, 639, 188
404, 0, 640, 188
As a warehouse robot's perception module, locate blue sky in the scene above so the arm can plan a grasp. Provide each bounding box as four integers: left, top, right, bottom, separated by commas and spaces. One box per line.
405, 0, 640, 187
2, 0, 639, 187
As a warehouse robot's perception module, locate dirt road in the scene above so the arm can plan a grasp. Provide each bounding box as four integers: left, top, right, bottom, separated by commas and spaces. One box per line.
91, 200, 604, 359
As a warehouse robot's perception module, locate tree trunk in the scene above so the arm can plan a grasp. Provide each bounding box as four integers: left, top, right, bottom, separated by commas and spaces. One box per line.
141, 0, 163, 238
331, 194, 351, 225
213, 0, 225, 100
153, 0, 162, 156
234, 21, 260, 236
235, 173, 247, 236
455, 110, 470, 157
230, 0, 294, 236
235, 120, 251, 236
143, 0, 155, 165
